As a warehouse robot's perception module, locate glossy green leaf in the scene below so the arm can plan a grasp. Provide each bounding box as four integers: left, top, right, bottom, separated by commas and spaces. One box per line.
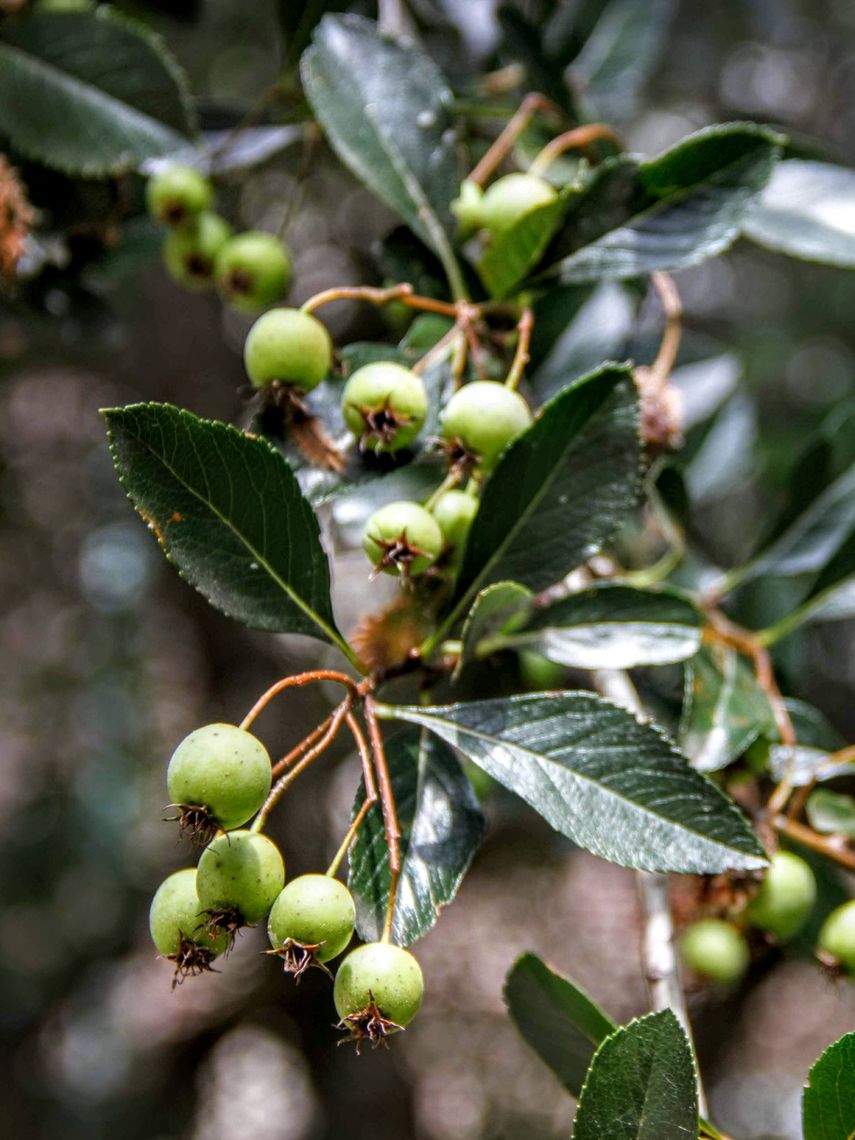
803, 1031, 855, 1140
452, 364, 641, 619
477, 192, 569, 298
573, 1010, 699, 1140
744, 160, 855, 267
505, 953, 615, 1098
458, 581, 531, 672
0, 9, 192, 175
301, 15, 461, 287
486, 583, 701, 669
537, 124, 782, 284
806, 790, 855, 839
569, 0, 678, 122
377, 692, 766, 874
348, 729, 485, 946
681, 645, 776, 772
104, 403, 344, 649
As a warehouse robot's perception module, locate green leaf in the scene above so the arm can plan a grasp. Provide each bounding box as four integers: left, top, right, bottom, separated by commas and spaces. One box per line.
537, 123, 783, 284
505, 953, 616, 1098
348, 729, 485, 946
377, 692, 766, 874
569, 0, 678, 122
803, 1031, 855, 1140
477, 191, 570, 298
0, 9, 192, 176
452, 364, 640, 618
458, 581, 532, 673
104, 403, 346, 651
806, 790, 855, 839
744, 160, 855, 267
681, 645, 776, 772
573, 1010, 699, 1140
486, 583, 702, 669
301, 15, 463, 293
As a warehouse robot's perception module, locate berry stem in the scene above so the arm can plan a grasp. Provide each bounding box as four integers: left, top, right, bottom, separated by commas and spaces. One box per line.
527, 122, 622, 176
239, 669, 359, 731
364, 697, 401, 876
773, 814, 855, 872
271, 712, 338, 779
504, 307, 533, 391
423, 471, 462, 513
468, 92, 560, 188
411, 323, 459, 376
301, 283, 459, 319
327, 797, 375, 878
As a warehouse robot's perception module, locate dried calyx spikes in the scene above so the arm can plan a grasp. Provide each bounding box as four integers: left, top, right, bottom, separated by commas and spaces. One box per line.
164, 802, 222, 848
266, 938, 333, 980
362, 501, 443, 579
336, 996, 405, 1051
342, 361, 428, 454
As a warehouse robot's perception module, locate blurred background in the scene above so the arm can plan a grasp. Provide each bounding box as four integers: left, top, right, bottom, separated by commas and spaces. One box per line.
2, 1, 855, 1137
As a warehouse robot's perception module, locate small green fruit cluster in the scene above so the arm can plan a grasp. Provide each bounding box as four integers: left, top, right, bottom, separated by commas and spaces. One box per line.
147, 165, 290, 310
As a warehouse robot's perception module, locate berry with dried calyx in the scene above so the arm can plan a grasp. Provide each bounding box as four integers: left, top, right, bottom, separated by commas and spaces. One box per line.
163, 211, 231, 290
196, 830, 285, 940
146, 165, 213, 228
149, 868, 230, 986
215, 231, 292, 312
479, 172, 558, 234
334, 942, 424, 1046
430, 489, 478, 563
243, 307, 333, 391
745, 851, 816, 942
362, 501, 443, 578
680, 918, 749, 985
267, 874, 355, 977
166, 722, 272, 844
440, 381, 532, 473
817, 900, 855, 974
342, 361, 428, 453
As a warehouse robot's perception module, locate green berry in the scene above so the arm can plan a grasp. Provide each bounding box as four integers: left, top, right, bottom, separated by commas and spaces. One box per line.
430, 489, 478, 562
519, 649, 565, 691
680, 919, 749, 985
334, 942, 424, 1041
342, 362, 428, 453
818, 900, 855, 973
441, 381, 532, 472
196, 830, 285, 927
268, 874, 355, 969
745, 851, 816, 942
362, 501, 443, 577
149, 868, 230, 981
479, 173, 558, 234
167, 722, 272, 840
214, 231, 292, 313
451, 178, 484, 238
147, 165, 213, 228
163, 211, 231, 290
243, 307, 333, 391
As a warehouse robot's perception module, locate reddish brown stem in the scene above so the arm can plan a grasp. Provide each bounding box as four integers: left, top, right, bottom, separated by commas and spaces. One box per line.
271, 712, 338, 779
529, 122, 622, 174
239, 670, 358, 731
364, 697, 401, 874
504, 306, 534, 391
774, 815, 855, 873
469, 92, 560, 187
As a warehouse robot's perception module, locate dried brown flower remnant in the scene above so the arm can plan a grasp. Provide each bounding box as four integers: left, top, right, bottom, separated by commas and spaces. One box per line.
0, 154, 34, 283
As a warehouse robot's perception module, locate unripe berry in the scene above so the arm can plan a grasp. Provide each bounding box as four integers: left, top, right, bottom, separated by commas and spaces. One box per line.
163, 211, 231, 290
196, 830, 285, 927
430, 489, 478, 561
167, 722, 272, 840
818, 900, 855, 973
342, 361, 428, 453
146, 165, 213, 227
268, 874, 355, 973
334, 942, 424, 1043
214, 231, 292, 312
745, 851, 816, 942
362, 501, 443, 578
451, 178, 484, 238
680, 919, 749, 985
243, 307, 333, 391
149, 868, 230, 983
479, 173, 558, 234
441, 381, 532, 472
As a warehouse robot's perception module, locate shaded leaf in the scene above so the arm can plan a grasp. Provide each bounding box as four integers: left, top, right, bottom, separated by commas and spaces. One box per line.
348, 730, 485, 946
744, 160, 855, 268
142, 125, 302, 177
477, 191, 570, 298
104, 403, 344, 648
803, 1031, 855, 1140
573, 1010, 698, 1140
487, 583, 701, 669
378, 692, 766, 873
806, 790, 855, 839
459, 581, 531, 672
505, 953, 615, 1098
0, 9, 192, 176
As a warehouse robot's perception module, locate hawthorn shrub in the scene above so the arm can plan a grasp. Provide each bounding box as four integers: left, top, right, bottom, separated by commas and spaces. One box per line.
3, 2, 855, 1137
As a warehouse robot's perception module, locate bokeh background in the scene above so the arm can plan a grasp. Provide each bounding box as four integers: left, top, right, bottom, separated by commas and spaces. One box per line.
3, 1, 855, 1137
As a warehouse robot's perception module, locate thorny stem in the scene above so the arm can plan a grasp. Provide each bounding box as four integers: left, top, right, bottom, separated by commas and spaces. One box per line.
364, 697, 402, 941
239, 670, 359, 731
528, 122, 623, 175
504, 307, 533, 391
468, 93, 561, 187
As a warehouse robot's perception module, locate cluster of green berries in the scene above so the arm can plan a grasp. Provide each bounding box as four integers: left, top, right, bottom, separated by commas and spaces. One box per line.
146, 165, 291, 312
148, 721, 423, 1044
677, 851, 855, 986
